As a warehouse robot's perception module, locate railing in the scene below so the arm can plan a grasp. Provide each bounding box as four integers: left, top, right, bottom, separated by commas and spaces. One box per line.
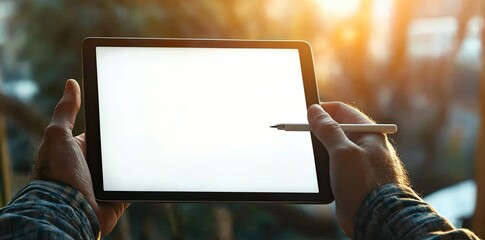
0, 116, 12, 207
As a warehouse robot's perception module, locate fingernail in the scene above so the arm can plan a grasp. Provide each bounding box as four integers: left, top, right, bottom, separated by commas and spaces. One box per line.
64, 80, 71, 94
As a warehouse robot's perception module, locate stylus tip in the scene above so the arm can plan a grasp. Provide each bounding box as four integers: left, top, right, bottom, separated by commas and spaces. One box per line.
270, 125, 277, 128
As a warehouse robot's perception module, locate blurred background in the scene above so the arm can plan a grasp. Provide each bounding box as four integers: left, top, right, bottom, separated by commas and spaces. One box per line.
1, 0, 485, 239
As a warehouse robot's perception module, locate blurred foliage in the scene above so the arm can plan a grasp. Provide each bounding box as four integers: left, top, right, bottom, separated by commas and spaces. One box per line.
10, 0, 321, 113
8, 0, 320, 167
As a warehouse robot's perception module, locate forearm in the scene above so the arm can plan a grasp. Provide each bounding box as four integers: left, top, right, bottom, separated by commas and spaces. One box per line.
0, 180, 100, 239
355, 183, 478, 240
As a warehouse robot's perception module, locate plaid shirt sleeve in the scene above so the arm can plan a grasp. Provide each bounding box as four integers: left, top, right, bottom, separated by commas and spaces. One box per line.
0, 180, 101, 240
355, 183, 479, 240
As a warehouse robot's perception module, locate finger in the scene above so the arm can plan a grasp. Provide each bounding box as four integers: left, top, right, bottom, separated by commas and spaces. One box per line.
75, 133, 86, 157
320, 102, 389, 146
321, 102, 374, 124
308, 104, 350, 150
75, 133, 86, 141
98, 202, 131, 236
47, 79, 81, 135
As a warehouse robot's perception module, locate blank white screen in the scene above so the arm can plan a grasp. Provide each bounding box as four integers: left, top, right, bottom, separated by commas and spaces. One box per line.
96, 46, 318, 193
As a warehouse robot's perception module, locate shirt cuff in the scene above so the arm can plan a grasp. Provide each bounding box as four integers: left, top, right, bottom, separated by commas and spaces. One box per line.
10, 180, 101, 238
354, 183, 454, 239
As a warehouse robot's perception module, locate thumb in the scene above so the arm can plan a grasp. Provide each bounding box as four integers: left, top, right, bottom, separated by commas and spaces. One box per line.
49, 79, 81, 133
307, 104, 349, 151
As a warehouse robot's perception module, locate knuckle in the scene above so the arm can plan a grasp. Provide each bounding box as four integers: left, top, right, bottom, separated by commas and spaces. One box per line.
360, 135, 390, 152
315, 114, 331, 124
44, 124, 69, 138
332, 144, 362, 159
314, 119, 339, 136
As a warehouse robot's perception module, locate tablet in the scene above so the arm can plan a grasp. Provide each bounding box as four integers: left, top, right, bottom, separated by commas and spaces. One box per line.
82, 38, 332, 203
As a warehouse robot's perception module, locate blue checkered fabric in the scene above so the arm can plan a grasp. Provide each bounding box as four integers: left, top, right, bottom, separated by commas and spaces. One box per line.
355, 183, 479, 239
0, 180, 100, 239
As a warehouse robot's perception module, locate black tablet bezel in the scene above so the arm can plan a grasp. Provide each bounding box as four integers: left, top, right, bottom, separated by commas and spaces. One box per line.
82, 37, 333, 203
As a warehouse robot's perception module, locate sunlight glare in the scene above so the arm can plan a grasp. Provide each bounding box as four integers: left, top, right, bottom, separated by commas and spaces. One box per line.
341, 26, 357, 43
316, 0, 359, 15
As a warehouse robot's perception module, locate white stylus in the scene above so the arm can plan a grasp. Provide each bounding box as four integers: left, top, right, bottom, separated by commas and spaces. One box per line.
270, 123, 397, 134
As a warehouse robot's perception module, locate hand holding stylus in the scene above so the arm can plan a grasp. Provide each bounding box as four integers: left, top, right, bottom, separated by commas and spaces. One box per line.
306, 102, 409, 236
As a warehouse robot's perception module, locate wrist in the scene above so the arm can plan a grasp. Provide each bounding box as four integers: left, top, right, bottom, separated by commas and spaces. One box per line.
354, 183, 421, 239
25, 180, 101, 238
